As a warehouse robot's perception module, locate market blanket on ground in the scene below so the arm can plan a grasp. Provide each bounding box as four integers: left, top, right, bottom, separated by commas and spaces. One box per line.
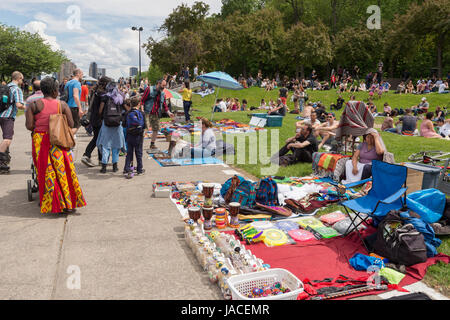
335, 101, 374, 140
227, 228, 450, 300
151, 155, 224, 167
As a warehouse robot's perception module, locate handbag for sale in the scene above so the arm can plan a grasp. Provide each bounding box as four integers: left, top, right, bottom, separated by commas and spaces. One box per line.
49, 101, 76, 149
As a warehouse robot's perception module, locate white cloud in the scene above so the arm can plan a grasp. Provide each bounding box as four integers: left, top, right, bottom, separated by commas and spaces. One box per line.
2, 0, 223, 80
23, 21, 61, 51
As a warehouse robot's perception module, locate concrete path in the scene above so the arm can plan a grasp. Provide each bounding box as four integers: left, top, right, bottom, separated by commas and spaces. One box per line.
0, 116, 446, 300
0, 116, 233, 299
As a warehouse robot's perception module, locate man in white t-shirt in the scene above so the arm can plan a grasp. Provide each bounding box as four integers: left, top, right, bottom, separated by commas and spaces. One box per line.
439, 81, 449, 94
214, 98, 227, 113
297, 111, 321, 131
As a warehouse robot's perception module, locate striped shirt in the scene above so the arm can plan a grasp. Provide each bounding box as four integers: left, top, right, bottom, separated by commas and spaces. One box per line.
0, 82, 24, 119
25, 91, 44, 110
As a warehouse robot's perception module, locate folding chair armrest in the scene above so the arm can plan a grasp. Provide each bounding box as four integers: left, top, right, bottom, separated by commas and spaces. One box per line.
343, 178, 372, 189
380, 187, 408, 205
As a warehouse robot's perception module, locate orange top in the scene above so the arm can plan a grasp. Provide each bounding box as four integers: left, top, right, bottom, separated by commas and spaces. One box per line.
80, 85, 89, 102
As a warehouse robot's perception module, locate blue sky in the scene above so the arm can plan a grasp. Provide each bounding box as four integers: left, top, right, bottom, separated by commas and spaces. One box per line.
0, 0, 222, 80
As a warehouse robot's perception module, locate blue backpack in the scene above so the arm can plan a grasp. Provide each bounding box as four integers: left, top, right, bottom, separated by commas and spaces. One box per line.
256, 177, 279, 206
127, 109, 145, 135
221, 175, 257, 208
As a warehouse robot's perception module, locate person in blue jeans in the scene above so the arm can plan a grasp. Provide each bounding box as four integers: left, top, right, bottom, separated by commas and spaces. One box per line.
123, 97, 146, 178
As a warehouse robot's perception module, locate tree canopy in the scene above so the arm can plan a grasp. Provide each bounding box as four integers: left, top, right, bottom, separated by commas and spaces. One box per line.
144, 0, 450, 79
0, 24, 67, 81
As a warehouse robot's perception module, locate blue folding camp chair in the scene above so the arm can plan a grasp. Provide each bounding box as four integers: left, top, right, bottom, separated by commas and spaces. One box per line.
340, 160, 408, 252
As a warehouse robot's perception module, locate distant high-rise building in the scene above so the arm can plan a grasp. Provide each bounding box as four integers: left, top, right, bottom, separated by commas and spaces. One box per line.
57, 61, 77, 82
130, 67, 138, 77
98, 68, 106, 78
89, 62, 98, 79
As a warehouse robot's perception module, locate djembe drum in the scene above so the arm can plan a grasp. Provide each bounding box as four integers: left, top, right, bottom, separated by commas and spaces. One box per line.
202, 183, 215, 207
188, 206, 201, 224
202, 206, 214, 230
228, 202, 241, 228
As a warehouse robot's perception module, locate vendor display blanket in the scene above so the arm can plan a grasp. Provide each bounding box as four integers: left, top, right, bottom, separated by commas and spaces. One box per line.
225, 228, 450, 300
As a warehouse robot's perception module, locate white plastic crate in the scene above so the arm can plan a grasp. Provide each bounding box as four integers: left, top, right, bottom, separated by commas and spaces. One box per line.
226, 268, 304, 300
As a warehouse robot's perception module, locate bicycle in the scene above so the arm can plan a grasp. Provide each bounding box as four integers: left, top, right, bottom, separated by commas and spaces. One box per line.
408, 150, 450, 166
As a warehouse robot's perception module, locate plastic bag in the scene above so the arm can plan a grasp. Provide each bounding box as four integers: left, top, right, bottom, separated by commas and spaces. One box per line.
406, 189, 446, 224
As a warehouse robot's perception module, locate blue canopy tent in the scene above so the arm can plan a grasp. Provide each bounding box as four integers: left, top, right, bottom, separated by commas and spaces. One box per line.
196, 71, 243, 121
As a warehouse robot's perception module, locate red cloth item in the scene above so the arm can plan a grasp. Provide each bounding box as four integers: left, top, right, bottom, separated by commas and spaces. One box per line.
226, 228, 450, 299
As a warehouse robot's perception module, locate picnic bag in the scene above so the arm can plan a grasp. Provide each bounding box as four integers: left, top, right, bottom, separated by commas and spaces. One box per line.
0, 84, 11, 113
103, 97, 122, 127
256, 177, 279, 206
373, 210, 427, 266
49, 101, 76, 149
221, 175, 256, 208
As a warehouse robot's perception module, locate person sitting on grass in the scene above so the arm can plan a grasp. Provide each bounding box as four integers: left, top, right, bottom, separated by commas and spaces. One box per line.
260, 99, 268, 110
420, 112, 443, 139
436, 118, 450, 139
241, 99, 248, 111
268, 98, 287, 116
413, 97, 429, 116
214, 98, 227, 113
316, 112, 339, 150
395, 108, 417, 136
406, 80, 414, 94
271, 123, 318, 167
383, 102, 392, 116
297, 111, 321, 131
330, 95, 345, 111
382, 111, 398, 134
396, 81, 406, 94
190, 117, 216, 159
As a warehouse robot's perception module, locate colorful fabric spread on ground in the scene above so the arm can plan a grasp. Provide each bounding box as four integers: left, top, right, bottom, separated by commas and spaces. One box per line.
32, 132, 86, 214
166, 176, 449, 300
151, 119, 267, 138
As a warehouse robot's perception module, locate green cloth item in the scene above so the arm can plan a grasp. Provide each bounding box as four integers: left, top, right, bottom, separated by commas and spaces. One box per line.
379, 267, 406, 285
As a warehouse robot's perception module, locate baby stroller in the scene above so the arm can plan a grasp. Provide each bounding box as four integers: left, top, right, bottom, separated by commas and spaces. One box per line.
27, 159, 39, 202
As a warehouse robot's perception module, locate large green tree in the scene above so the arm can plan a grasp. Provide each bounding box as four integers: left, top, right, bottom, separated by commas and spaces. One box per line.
0, 24, 66, 81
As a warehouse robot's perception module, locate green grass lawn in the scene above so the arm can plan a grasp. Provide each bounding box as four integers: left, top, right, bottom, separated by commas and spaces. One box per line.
187, 87, 450, 296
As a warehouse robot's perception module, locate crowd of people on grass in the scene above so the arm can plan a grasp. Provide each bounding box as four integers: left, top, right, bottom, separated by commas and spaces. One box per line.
1, 62, 449, 215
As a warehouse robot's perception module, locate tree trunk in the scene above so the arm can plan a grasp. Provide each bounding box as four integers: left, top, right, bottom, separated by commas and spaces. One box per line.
300, 65, 305, 79
331, 0, 338, 35
436, 33, 444, 78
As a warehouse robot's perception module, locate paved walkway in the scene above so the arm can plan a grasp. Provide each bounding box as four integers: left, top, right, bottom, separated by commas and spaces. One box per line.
0, 116, 447, 300
0, 117, 235, 299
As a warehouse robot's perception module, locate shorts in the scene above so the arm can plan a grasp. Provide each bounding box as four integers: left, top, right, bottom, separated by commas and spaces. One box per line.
70, 108, 81, 129
81, 101, 88, 113
0, 117, 15, 140
280, 97, 287, 105
149, 113, 160, 133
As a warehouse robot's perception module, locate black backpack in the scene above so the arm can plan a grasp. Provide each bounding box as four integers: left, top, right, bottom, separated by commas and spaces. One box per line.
0, 84, 11, 113
60, 85, 70, 103
373, 210, 427, 266
103, 98, 122, 127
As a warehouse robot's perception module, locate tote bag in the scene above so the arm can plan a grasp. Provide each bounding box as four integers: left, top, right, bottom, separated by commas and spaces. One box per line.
49, 101, 76, 149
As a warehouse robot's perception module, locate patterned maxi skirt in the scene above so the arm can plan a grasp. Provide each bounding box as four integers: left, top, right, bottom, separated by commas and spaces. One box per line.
32, 132, 86, 214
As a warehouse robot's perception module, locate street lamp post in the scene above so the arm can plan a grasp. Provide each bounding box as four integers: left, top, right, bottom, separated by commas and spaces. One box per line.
131, 26, 143, 86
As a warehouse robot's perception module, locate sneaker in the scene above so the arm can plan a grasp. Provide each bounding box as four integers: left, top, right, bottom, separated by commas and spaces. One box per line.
137, 169, 146, 176
81, 156, 96, 167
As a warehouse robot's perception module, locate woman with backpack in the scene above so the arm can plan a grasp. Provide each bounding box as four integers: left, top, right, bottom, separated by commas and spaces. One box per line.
96, 80, 125, 173
81, 77, 109, 167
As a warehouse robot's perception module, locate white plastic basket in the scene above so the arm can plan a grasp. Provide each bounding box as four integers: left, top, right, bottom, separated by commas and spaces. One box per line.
226, 268, 304, 300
